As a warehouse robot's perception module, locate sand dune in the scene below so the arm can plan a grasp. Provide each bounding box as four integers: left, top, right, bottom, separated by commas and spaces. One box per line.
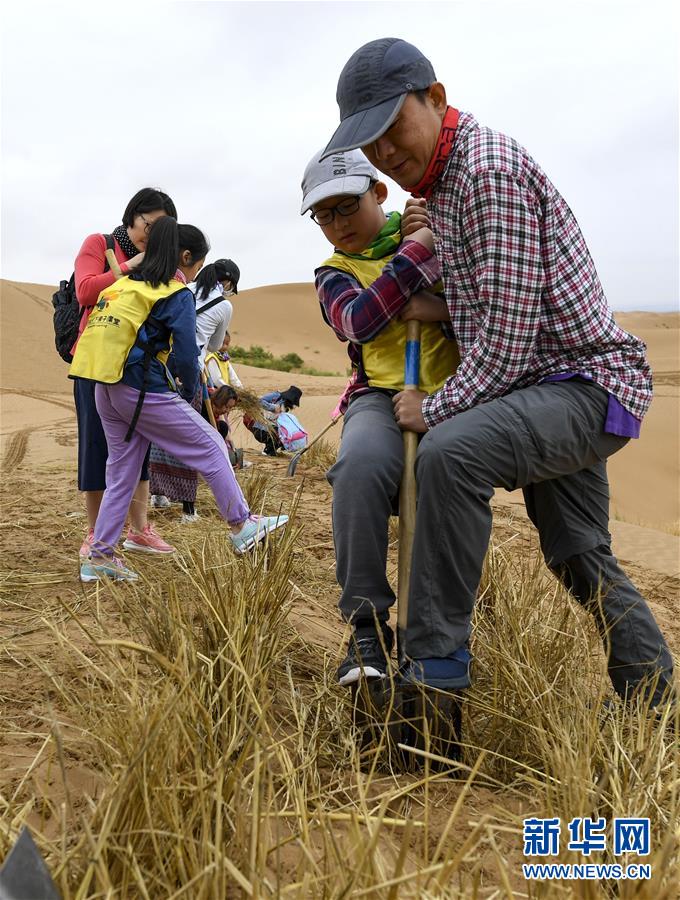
229, 283, 350, 375
1, 277, 678, 539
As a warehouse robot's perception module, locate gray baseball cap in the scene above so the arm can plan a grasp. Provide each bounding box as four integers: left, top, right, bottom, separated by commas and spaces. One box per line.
321, 38, 436, 159
300, 148, 378, 215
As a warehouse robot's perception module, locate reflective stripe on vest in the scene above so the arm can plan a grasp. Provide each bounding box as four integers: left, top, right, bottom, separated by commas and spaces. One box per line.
204, 352, 231, 385
322, 251, 459, 394
69, 276, 185, 383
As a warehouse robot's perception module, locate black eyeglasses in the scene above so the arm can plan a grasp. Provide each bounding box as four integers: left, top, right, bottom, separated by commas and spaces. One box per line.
310, 189, 369, 226
139, 213, 154, 233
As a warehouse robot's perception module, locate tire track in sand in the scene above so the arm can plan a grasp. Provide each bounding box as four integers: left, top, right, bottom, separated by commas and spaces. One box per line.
2, 429, 30, 472
8, 284, 53, 311
0, 388, 76, 413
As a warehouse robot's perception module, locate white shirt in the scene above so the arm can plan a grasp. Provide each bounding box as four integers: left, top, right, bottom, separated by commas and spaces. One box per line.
189, 283, 234, 367
206, 356, 243, 389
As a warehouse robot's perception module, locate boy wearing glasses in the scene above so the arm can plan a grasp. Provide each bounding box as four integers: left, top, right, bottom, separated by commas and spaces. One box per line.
300, 148, 458, 686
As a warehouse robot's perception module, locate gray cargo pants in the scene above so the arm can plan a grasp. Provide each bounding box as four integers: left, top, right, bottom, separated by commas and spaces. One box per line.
327, 384, 673, 703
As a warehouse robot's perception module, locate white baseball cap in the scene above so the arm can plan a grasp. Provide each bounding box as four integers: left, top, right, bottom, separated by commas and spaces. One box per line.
300, 148, 378, 215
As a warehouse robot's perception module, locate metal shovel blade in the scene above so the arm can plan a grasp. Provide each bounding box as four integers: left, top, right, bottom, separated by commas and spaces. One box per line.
0, 827, 61, 900
286, 449, 305, 477
286, 417, 339, 478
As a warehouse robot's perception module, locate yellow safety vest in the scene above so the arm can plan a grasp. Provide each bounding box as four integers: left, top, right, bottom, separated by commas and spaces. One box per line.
69, 276, 185, 383
204, 352, 231, 385
322, 251, 459, 394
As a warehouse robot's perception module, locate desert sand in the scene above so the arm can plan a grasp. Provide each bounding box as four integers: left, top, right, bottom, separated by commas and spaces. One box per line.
1, 277, 678, 893
2, 277, 678, 536
0, 276, 678, 593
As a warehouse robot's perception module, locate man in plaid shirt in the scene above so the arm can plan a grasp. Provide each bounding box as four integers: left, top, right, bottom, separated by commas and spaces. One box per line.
321, 38, 673, 704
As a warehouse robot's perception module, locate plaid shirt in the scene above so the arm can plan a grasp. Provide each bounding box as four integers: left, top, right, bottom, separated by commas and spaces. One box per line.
315, 240, 441, 409
422, 111, 653, 428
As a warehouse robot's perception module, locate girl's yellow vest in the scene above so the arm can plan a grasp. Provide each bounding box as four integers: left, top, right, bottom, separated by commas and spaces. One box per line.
322, 251, 459, 394
69, 276, 185, 383
204, 352, 231, 385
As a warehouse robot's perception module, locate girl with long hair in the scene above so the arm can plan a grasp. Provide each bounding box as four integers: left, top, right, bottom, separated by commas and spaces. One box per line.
70, 218, 287, 581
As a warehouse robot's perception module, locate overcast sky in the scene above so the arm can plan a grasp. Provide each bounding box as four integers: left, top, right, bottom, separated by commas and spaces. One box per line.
1, 0, 678, 310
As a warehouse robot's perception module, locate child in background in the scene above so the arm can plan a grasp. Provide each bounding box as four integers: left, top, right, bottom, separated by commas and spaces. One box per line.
210, 385, 251, 469
205, 331, 243, 389
249, 386, 303, 456
191, 258, 240, 368
70, 217, 288, 581
300, 148, 458, 686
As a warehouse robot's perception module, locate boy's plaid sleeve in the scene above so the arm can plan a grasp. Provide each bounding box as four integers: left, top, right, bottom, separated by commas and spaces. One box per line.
423, 172, 543, 427
315, 240, 440, 344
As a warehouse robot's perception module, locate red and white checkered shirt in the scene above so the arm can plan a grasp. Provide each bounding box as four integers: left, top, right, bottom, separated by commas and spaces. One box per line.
422, 111, 653, 429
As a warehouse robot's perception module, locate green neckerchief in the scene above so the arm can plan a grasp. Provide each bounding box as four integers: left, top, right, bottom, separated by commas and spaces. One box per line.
336, 210, 402, 260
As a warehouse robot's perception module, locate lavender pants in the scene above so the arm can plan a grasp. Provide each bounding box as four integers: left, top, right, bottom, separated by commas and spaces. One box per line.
92, 383, 250, 556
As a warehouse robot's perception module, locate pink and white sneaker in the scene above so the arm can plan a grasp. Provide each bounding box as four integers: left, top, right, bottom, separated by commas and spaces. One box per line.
123, 524, 175, 554
79, 528, 95, 558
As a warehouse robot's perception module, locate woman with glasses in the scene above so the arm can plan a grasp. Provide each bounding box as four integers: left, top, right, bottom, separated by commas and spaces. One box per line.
71, 187, 177, 559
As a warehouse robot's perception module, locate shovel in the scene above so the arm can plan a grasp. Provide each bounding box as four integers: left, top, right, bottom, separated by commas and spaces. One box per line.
396, 319, 421, 658
0, 827, 61, 899
395, 319, 462, 766
353, 319, 461, 769
286, 416, 339, 477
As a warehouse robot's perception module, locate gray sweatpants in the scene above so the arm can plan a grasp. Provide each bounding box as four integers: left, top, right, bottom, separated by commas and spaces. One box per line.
327, 384, 673, 703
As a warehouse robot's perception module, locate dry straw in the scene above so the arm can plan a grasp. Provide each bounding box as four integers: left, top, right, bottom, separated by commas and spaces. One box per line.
1, 471, 678, 897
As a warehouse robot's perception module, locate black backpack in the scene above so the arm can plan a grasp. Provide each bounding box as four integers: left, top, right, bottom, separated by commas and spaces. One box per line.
52, 234, 114, 363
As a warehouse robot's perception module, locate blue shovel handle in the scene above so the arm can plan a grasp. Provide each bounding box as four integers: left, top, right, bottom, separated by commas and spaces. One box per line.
397, 319, 422, 652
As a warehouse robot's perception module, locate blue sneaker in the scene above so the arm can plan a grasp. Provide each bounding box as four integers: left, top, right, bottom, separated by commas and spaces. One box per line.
401, 646, 472, 690
230, 514, 289, 554
80, 555, 139, 583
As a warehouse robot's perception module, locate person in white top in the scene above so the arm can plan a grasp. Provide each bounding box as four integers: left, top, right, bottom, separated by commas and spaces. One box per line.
189, 258, 241, 368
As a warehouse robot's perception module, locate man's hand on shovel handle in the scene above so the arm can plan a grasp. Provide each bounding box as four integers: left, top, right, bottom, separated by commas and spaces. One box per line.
393, 390, 429, 433
400, 291, 451, 323
401, 197, 431, 237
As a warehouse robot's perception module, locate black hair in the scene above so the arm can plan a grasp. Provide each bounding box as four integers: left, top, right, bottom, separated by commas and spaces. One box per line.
139, 218, 210, 289
122, 188, 177, 228
194, 261, 231, 300
412, 88, 431, 105
212, 385, 238, 407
